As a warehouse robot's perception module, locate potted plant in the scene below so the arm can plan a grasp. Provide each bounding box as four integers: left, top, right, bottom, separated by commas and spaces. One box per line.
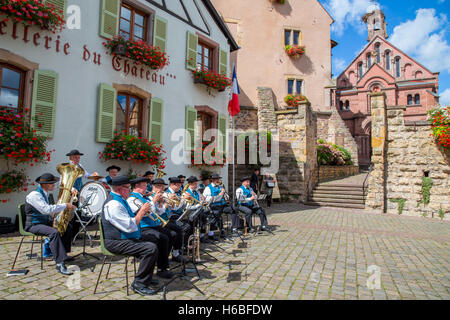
427, 106, 449, 151
192, 67, 232, 92
0, 0, 66, 33
285, 45, 306, 59
284, 94, 308, 107
103, 36, 169, 71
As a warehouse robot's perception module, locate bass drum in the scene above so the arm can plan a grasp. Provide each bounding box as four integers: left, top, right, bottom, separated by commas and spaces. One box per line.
79, 181, 109, 217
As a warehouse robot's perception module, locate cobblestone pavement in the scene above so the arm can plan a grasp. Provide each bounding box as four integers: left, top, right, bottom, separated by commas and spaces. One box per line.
1, 203, 449, 300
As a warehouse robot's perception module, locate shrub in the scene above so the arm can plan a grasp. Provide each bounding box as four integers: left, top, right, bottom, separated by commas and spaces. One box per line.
317, 140, 352, 166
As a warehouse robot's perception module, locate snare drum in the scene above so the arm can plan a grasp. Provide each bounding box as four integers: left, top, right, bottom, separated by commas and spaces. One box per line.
79, 181, 109, 217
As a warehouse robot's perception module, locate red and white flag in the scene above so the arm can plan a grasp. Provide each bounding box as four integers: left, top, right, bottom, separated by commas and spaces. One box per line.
228, 64, 240, 117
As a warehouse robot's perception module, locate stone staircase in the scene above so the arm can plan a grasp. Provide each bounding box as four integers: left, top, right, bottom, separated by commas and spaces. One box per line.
306, 174, 368, 209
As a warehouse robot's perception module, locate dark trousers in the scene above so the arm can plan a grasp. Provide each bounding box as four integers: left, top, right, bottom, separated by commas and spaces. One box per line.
26, 223, 73, 264
104, 239, 158, 288
141, 227, 170, 270
238, 205, 268, 229
266, 188, 273, 207
210, 204, 238, 231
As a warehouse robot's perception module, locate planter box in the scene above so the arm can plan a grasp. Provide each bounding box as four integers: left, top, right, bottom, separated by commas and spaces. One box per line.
193, 77, 226, 92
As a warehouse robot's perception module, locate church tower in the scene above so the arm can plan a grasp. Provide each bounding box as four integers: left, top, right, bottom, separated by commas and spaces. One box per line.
362, 4, 388, 41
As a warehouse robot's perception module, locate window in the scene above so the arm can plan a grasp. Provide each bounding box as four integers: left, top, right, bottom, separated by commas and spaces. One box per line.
414, 94, 420, 105
407, 94, 413, 105
367, 53, 372, 68
119, 3, 149, 42
345, 100, 350, 110
287, 79, 303, 95
197, 111, 214, 138
375, 44, 381, 63
395, 57, 401, 77
339, 101, 344, 110
385, 51, 390, 70
284, 29, 301, 46
116, 93, 143, 137
197, 41, 213, 71
0, 64, 24, 112
358, 62, 363, 78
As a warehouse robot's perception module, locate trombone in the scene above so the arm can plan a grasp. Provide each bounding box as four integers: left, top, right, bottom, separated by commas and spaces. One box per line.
132, 196, 168, 228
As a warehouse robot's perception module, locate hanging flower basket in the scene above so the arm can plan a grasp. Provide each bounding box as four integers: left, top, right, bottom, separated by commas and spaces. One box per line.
427, 106, 450, 151
285, 45, 306, 59
99, 131, 167, 168
103, 36, 169, 71
0, 0, 66, 33
284, 94, 308, 107
192, 68, 231, 92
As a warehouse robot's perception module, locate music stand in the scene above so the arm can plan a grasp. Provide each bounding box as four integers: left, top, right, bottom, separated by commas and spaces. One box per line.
71, 194, 99, 271
158, 209, 205, 298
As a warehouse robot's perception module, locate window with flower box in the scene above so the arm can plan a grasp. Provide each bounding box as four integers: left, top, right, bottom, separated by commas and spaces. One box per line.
0, 64, 25, 113
197, 41, 214, 71
284, 29, 302, 46
287, 78, 303, 95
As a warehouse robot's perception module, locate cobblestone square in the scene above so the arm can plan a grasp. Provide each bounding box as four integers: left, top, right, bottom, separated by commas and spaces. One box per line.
1, 203, 449, 300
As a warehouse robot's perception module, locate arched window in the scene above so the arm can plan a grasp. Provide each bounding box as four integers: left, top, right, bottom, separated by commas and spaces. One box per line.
116, 93, 144, 137
345, 100, 350, 110
385, 50, 390, 70
0, 64, 25, 112
395, 57, 401, 77
414, 94, 420, 105
375, 43, 381, 63
339, 101, 344, 110
367, 53, 372, 68
358, 62, 363, 78
407, 94, 413, 106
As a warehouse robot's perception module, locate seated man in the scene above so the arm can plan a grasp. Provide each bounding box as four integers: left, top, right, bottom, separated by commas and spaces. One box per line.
236, 176, 270, 232
25, 173, 76, 275
184, 176, 212, 243
162, 177, 190, 262
101, 176, 159, 296
197, 175, 210, 194
127, 177, 173, 279
102, 165, 121, 185
203, 173, 238, 240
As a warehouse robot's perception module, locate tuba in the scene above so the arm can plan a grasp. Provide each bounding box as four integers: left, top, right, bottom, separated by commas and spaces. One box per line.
53, 163, 85, 235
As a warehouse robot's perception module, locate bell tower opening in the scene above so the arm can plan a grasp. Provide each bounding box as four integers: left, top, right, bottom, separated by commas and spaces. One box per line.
362, 4, 388, 42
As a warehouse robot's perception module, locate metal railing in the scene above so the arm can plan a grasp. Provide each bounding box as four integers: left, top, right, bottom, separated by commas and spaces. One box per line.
362, 163, 374, 195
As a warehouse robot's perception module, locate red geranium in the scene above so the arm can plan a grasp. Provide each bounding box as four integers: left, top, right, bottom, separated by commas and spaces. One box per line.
427, 106, 450, 151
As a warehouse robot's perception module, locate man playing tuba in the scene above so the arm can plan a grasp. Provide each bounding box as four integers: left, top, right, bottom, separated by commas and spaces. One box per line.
24, 173, 76, 275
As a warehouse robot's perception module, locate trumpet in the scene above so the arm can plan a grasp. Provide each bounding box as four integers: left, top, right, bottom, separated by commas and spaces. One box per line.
184, 193, 210, 209
132, 196, 168, 228
218, 180, 230, 202
163, 192, 182, 207
156, 168, 166, 179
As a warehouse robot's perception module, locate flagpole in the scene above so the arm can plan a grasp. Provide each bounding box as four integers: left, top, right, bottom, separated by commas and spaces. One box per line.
232, 115, 235, 205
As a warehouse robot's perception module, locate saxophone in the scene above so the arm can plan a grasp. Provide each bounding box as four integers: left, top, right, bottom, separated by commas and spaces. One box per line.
53, 163, 85, 235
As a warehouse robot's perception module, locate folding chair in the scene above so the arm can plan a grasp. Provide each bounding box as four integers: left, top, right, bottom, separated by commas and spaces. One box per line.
11, 204, 45, 270
94, 217, 135, 296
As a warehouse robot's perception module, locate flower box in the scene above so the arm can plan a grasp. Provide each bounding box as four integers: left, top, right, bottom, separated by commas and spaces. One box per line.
103, 36, 169, 71
0, 0, 66, 33
192, 68, 231, 92
285, 45, 306, 59
284, 94, 308, 107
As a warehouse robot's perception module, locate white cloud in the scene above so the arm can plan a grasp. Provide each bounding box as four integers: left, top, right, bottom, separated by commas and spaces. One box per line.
390, 8, 450, 73
333, 58, 347, 75
440, 88, 450, 106
324, 0, 381, 37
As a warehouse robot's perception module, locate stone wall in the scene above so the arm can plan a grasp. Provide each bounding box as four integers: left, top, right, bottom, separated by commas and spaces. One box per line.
319, 165, 360, 183
230, 106, 258, 131
315, 109, 359, 167
366, 93, 450, 219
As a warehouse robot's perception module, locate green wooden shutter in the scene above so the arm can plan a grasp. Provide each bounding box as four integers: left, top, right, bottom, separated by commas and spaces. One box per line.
149, 98, 164, 146
153, 16, 167, 53
185, 106, 197, 150
186, 31, 198, 71
218, 115, 227, 154
219, 48, 228, 76
44, 0, 67, 19
31, 70, 59, 138
96, 83, 117, 143
99, 0, 120, 39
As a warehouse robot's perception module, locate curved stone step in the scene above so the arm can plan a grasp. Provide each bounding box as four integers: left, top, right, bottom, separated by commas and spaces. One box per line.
305, 201, 366, 209
309, 197, 365, 204
310, 193, 366, 200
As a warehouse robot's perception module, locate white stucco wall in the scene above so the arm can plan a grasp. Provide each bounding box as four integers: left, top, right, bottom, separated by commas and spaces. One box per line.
0, 0, 231, 219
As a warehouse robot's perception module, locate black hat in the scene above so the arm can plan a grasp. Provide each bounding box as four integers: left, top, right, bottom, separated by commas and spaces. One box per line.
187, 176, 199, 183
178, 175, 186, 179
152, 178, 168, 186
130, 177, 150, 186
169, 177, 182, 184
66, 149, 84, 156
109, 176, 131, 186
143, 170, 155, 176
35, 173, 59, 184
210, 173, 222, 180
201, 174, 210, 180
241, 176, 251, 182
106, 165, 121, 172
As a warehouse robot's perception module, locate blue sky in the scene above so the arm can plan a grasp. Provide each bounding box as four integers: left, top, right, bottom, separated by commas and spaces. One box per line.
319, 0, 450, 105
